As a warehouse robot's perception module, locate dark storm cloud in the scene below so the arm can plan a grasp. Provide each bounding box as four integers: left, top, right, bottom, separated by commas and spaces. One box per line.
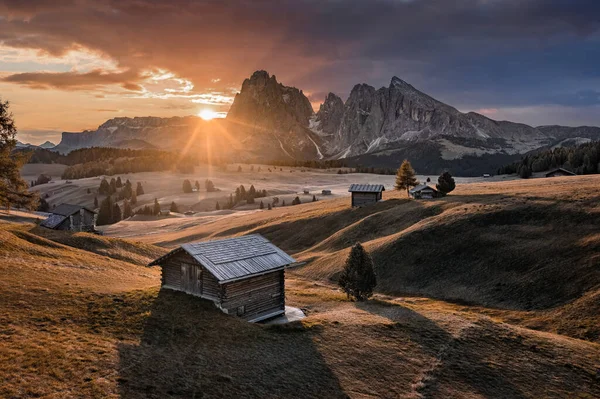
0, 0, 599, 118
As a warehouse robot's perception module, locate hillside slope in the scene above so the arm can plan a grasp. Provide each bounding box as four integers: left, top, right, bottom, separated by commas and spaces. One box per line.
1, 218, 599, 398
105, 175, 600, 342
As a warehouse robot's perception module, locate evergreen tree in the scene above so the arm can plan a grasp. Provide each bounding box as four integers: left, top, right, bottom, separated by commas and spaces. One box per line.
122, 179, 133, 199
194, 180, 200, 191
228, 194, 234, 209
99, 178, 110, 195
97, 196, 113, 226
312, 195, 317, 202
111, 202, 122, 224
109, 178, 117, 194
0, 99, 37, 212
153, 198, 160, 215
248, 184, 256, 199
116, 176, 123, 188
239, 185, 246, 199
205, 179, 215, 192
519, 165, 532, 179
122, 199, 133, 219
182, 179, 193, 193
247, 196, 255, 204
136, 182, 144, 196
436, 171, 456, 195
93, 196, 98, 208
292, 196, 301, 205
338, 243, 377, 301
267, 203, 272, 210
216, 201, 221, 210
395, 159, 419, 197
170, 201, 179, 213
37, 197, 50, 212
259, 200, 264, 209
282, 200, 286, 206
130, 189, 137, 205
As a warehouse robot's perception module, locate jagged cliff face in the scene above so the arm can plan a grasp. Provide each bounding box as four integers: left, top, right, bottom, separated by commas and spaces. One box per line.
53, 70, 600, 170
226, 70, 321, 160
311, 77, 550, 159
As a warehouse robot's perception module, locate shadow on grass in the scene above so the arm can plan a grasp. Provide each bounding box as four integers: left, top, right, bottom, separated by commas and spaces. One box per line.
117, 289, 347, 399
356, 299, 527, 398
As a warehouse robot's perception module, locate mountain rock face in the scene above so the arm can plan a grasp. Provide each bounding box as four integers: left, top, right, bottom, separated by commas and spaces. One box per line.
310, 77, 550, 160
53, 116, 229, 155
53, 70, 600, 174
226, 70, 321, 160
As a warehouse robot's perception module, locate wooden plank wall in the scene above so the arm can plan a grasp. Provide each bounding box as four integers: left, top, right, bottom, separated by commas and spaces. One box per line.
352, 192, 378, 207
221, 270, 285, 320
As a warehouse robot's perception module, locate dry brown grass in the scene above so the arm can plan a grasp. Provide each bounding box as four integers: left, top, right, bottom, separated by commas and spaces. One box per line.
2, 176, 600, 397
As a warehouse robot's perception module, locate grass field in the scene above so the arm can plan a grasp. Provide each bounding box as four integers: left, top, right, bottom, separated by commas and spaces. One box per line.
2, 174, 600, 397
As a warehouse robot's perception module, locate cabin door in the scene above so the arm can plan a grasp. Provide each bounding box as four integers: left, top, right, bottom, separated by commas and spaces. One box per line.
181, 263, 202, 295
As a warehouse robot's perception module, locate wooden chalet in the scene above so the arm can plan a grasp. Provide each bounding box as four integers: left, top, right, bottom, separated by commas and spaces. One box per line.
40, 204, 97, 231
148, 234, 296, 322
409, 184, 439, 199
348, 184, 385, 207
545, 168, 576, 178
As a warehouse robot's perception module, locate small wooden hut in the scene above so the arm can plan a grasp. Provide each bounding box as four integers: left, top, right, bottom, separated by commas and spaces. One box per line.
545, 168, 576, 178
409, 184, 439, 199
348, 184, 385, 207
40, 204, 97, 231
148, 234, 296, 322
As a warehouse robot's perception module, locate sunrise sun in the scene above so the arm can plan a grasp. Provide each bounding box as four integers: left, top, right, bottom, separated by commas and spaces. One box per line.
198, 109, 219, 120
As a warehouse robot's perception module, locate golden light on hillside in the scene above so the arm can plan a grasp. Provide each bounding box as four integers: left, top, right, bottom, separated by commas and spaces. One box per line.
198, 109, 219, 120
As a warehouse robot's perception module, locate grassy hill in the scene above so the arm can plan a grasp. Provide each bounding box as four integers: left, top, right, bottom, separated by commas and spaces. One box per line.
1, 219, 599, 398
104, 175, 600, 343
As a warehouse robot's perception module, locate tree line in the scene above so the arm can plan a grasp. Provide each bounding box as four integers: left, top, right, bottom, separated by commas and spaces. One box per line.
497, 140, 600, 178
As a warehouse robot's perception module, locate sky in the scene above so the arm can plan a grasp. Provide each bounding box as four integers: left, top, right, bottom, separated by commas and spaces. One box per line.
0, 0, 599, 144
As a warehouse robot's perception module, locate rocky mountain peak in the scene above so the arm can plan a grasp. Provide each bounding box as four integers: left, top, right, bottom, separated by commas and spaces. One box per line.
314, 92, 344, 136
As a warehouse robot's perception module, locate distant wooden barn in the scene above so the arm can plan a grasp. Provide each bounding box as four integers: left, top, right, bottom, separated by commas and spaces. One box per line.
348, 184, 385, 207
148, 234, 296, 322
545, 168, 576, 178
40, 204, 97, 231
409, 184, 439, 199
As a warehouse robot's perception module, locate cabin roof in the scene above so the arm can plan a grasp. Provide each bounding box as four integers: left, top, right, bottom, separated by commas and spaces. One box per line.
40, 214, 68, 229
51, 203, 96, 216
545, 168, 576, 176
348, 184, 385, 193
148, 234, 296, 283
410, 184, 438, 193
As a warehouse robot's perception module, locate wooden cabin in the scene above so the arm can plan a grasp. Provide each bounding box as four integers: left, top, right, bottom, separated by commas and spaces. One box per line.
348, 184, 385, 207
409, 184, 439, 199
545, 168, 576, 178
40, 204, 97, 231
148, 234, 296, 322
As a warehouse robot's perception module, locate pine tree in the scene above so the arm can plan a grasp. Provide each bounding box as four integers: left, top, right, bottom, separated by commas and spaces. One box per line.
338, 243, 377, 301
123, 199, 133, 219
109, 178, 117, 194
170, 201, 179, 213
182, 179, 193, 193
130, 189, 137, 205
153, 198, 160, 215
267, 203, 272, 210
312, 195, 317, 202
93, 196, 98, 208
136, 182, 144, 196
292, 196, 301, 205
116, 176, 123, 188
0, 99, 37, 212
205, 179, 215, 192
282, 200, 286, 206
436, 171, 456, 195
519, 165, 532, 179
195, 180, 200, 191
259, 200, 264, 209
239, 185, 246, 199
249, 184, 256, 199
111, 202, 122, 224
97, 196, 113, 226
99, 178, 110, 195
216, 201, 221, 211
395, 159, 419, 197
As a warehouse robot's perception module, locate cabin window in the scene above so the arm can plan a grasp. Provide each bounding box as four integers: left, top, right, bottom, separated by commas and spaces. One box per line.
237, 306, 245, 316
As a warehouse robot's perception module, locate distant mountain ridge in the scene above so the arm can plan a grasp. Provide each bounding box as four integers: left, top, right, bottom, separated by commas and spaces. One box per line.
52, 70, 600, 174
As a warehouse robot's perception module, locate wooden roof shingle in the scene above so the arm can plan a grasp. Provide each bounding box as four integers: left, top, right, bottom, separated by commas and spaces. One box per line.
148, 234, 296, 283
